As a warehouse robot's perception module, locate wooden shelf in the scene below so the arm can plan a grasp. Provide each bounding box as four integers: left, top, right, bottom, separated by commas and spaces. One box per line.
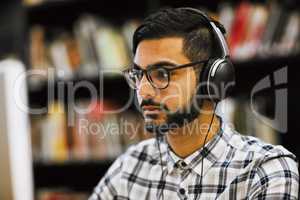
232, 54, 299, 96
33, 160, 114, 192
28, 74, 133, 108
233, 54, 300, 69
25, 0, 150, 27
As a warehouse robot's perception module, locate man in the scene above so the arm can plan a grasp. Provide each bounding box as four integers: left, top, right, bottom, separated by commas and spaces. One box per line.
89, 8, 299, 199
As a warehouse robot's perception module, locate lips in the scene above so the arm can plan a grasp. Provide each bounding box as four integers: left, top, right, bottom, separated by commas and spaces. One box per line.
142, 106, 160, 111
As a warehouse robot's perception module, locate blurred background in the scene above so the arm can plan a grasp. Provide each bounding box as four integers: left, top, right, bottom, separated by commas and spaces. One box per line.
0, 0, 299, 199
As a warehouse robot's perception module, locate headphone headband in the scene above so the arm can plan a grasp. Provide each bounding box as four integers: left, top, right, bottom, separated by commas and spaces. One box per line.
181, 7, 230, 58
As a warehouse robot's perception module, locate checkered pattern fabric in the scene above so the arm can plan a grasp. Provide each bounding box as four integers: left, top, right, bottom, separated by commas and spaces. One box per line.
89, 121, 299, 199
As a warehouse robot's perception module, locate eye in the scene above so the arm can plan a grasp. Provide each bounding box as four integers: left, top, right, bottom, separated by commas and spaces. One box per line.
132, 69, 140, 75
157, 69, 168, 78
149, 68, 168, 82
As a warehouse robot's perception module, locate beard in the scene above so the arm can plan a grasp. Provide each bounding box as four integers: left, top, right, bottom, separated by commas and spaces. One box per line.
143, 92, 204, 135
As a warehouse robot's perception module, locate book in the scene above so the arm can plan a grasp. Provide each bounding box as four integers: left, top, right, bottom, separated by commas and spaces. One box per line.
70, 105, 91, 161
228, 1, 252, 59
277, 11, 300, 56
218, 3, 235, 41
49, 35, 74, 79
40, 101, 69, 162
37, 189, 88, 200
29, 25, 51, 88
94, 21, 130, 74
122, 19, 141, 57
235, 5, 269, 60
258, 2, 283, 57
74, 15, 100, 78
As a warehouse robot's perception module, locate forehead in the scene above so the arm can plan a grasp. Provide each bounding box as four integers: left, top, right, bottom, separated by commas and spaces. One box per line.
134, 37, 191, 68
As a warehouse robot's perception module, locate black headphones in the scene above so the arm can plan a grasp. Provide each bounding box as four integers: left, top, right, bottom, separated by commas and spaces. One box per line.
182, 7, 235, 102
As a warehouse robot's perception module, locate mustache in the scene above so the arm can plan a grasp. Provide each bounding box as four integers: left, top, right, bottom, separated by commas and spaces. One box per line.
140, 99, 169, 111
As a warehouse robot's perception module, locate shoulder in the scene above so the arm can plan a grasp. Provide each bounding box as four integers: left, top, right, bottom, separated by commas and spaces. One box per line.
219, 124, 298, 175
228, 131, 300, 198
222, 127, 299, 198
225, 127, 298, 163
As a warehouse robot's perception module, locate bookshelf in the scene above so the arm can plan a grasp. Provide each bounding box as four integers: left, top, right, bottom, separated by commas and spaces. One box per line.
28, 54, 299, 111
0, 0, 299, 199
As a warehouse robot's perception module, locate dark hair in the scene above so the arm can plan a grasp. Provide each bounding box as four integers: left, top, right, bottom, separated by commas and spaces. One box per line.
132, 7, 222, 62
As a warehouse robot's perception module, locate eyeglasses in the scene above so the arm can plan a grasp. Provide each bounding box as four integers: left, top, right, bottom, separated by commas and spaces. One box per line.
122, 60, 208, 90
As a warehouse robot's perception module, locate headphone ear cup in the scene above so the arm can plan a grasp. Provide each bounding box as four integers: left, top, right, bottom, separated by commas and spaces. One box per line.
207, 58, 235, 102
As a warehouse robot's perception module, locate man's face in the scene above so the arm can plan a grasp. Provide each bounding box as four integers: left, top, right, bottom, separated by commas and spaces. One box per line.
134, 37, 199, 131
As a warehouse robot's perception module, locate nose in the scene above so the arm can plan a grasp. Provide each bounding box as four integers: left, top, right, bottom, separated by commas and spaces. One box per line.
137, 73, 156, 99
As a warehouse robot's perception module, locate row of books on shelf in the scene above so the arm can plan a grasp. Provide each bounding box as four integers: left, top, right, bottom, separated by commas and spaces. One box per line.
31, 97, 280, 163
37, 189, 88, 200
216, 1, 300, 60
30, 15, 140, 81
31, 100, 150, 163
217, 97, 280, 145
29, 1, 300, 81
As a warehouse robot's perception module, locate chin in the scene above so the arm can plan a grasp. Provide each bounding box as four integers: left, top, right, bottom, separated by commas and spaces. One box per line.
144, 118, 162, 126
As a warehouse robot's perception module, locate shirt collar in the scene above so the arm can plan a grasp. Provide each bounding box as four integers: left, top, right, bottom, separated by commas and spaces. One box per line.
157, 117, 233, 176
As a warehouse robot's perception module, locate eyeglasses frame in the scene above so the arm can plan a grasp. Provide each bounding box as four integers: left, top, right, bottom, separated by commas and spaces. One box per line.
122, 59, 209, 89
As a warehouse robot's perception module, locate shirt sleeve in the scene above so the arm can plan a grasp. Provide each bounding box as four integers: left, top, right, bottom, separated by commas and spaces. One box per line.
249, 154, 299, 200
88, 154, 124, 200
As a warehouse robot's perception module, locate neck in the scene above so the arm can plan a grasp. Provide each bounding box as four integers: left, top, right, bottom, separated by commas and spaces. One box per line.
166, 101, 220, 158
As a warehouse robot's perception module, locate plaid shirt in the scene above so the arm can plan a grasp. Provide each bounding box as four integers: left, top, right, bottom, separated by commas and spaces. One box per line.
89, 120, 299, 200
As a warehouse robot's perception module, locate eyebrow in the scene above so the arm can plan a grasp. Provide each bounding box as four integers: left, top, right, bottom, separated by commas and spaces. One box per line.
133, 61, 178, 70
